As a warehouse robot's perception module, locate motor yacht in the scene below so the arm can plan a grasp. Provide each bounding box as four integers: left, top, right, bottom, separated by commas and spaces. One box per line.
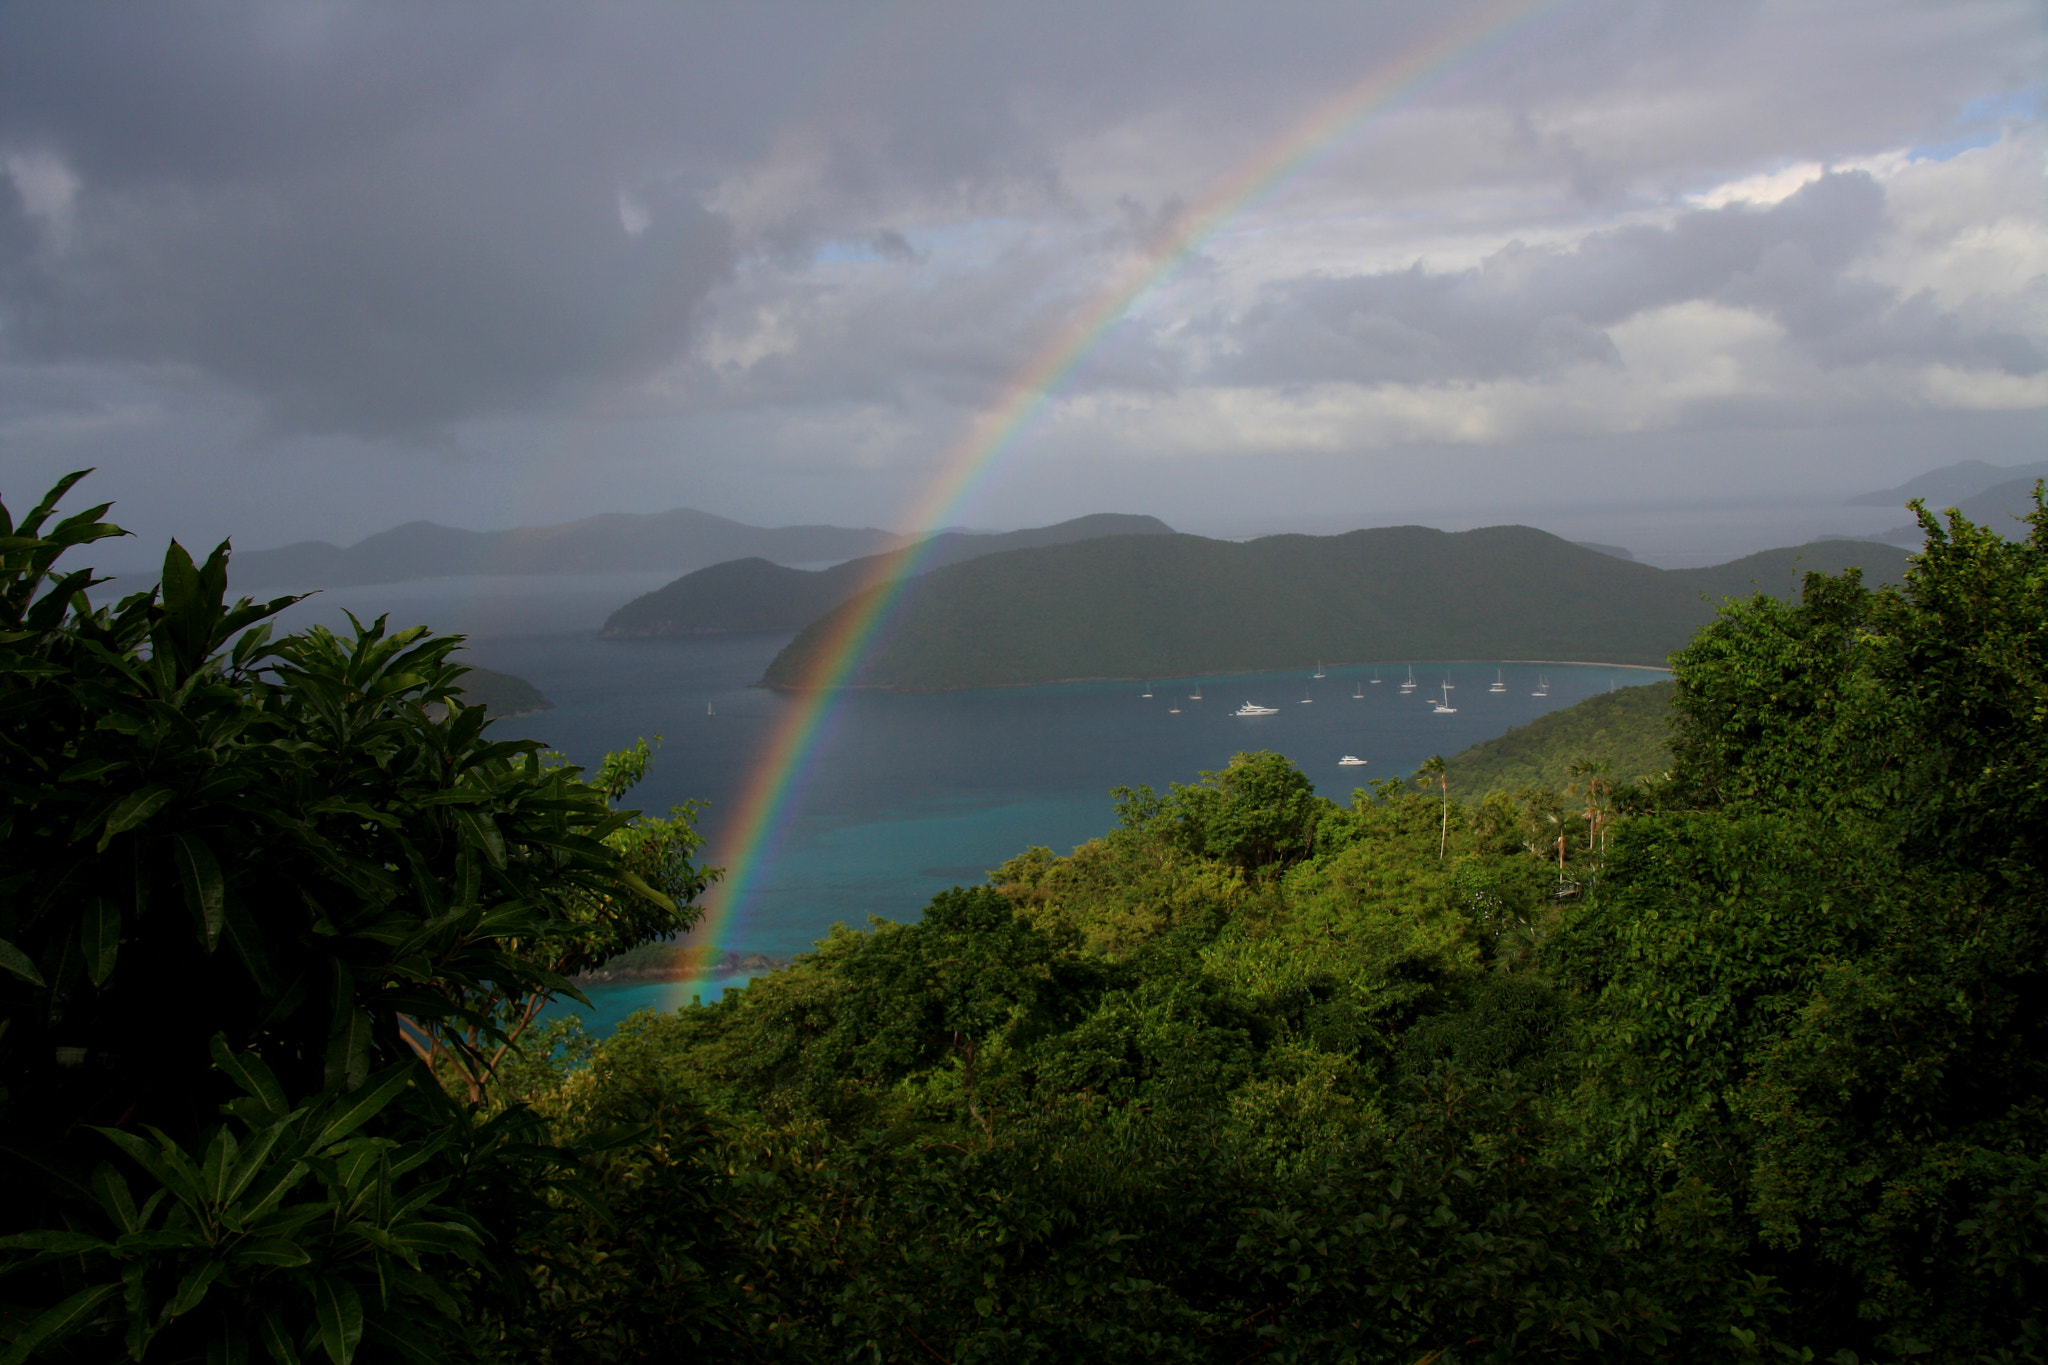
1234, 701, 1279, 716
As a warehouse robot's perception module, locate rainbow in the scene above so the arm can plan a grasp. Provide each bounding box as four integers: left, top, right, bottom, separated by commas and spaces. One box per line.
668, 0, 1569, 999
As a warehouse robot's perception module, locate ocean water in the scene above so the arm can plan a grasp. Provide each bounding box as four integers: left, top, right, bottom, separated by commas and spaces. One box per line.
262, 576, 1667, 1035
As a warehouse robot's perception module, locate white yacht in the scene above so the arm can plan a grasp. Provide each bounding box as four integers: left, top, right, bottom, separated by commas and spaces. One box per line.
1338, 755, 1367, 766
1372, 669, 1382, 684
1141, 684, 1152, 697
1300, 687, 1313, 704
1432, 683, 1458, 714
1400, 666, 1416, 693
1352, 680, 1364, 699
1489, 669, 1506, 693
1190, 685, 1203, 700
1234, 701, 1279, 716
1532, 674, 1550, 697
1313, 660, 1326, 678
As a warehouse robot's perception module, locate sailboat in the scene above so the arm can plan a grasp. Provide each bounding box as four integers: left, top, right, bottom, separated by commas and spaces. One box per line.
1313, 660, 1326, 679
1531, 674, 1550, 697
706, 702, 714, 716
1190, 684, 1203, 700
1371, 668, 1382, 684
1400, 666, 1416, 694
1432, 683, 1458, 714
1352, 679, 1364, 699
1168, 704, 1181, 713
1141, 683, 1152, 698
1299, 686, 1313, 704
1490, 669, 1506, 694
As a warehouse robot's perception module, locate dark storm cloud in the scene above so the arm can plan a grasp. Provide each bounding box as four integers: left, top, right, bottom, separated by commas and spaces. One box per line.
0, 0, 2038, 467
1214, 172, 2043, 388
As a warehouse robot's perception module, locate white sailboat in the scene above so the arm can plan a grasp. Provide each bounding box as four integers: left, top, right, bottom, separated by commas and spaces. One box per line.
706, 702, 714, 716
1432, 683, 1458, 714
1190, 684, 1203, 700
1141, 683, 1152, 697
1168, 705, 1181, 713
1531, 674, 1550, 697
1372, 668, 1382, 685
1400, 666, 1416, 693
1353, 679, 1364, 699
1299, 685, 1313, 704
1490, 669, 1506, 693
1313, 660, 1326, 678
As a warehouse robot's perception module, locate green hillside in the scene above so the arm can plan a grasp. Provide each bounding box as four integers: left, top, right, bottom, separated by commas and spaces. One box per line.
453, 664, 553, 716
760, 527, 1911, 690
602, 513, 1172, 637
1445, 679, 1675, 795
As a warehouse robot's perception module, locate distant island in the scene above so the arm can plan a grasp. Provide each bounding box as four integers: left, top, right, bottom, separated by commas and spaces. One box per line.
602, 513, 1174, 637
454, 665, 554, 717
759, 527, 1912, 690
230, 507, 911, 588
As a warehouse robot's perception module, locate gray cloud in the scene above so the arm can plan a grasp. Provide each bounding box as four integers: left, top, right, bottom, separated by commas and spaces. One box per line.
1213, 172, 2042, 389
0, 0, 2038, 551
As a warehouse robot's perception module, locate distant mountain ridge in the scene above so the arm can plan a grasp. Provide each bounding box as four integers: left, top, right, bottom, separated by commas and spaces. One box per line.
1846, 459, 2048, 507
760, 527, 1913, 691
602, 513, 1174, 637
231, 508, 911, 587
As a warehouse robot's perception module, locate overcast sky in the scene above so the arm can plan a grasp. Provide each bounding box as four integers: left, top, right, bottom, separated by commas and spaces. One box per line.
3, 0, 2043, 561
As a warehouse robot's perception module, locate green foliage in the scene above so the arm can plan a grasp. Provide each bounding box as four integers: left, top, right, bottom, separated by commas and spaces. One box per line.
1446, 679, 1675, 796
0, 474, 712, 1362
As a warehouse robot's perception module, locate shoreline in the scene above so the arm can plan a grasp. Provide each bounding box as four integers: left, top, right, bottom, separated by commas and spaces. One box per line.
755, 658, 1676, 694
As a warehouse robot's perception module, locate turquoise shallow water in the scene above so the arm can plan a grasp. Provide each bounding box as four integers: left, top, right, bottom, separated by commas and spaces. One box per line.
441, 631, 1666, 1037
270, 578, 1666, 1038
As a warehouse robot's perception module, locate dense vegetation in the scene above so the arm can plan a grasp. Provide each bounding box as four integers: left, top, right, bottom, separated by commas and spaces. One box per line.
5, 473, 2039, 1362
601, 513, 1171, 637
1445, 678, 1674, 794
761, 526, 1911, 689
0, 475, 711, 1362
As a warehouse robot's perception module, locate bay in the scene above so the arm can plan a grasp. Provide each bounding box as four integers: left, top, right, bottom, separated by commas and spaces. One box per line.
261, 575, 1667, 1034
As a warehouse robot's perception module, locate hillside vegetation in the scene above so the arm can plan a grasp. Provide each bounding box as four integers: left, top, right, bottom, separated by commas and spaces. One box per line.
1446, 679, 1675, 795
762, 526, 1912, 689
602, 513, 1172, 636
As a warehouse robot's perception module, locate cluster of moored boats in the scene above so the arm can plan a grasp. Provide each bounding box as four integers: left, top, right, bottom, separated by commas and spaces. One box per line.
1143, 663, 1559, 770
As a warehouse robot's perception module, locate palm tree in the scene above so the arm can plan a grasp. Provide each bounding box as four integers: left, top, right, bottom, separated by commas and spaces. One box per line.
1416, 754, 1450, 861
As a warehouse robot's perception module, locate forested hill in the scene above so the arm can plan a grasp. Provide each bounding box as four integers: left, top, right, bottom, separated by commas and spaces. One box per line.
230, 507, 907, 587
760, 527, 1912, 690
601, 513, 1172, 637
1446, 679, 1675, 795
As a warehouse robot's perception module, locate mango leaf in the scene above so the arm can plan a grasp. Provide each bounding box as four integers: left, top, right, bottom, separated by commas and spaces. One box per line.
174, 833, 227, 951
210, 1035, 290, 1122
313, 1063, 415, 1148
258, 1309, 303, 1365
0, 1229, 111, 1254
0, 935, 44, 986
80, 896, 120, 986
97, 784, 176, 849
239, 1237, 312, 1268
167, 1258, 225, 1317
0, 1281, 121, 1365
312, 1276, 364, 1365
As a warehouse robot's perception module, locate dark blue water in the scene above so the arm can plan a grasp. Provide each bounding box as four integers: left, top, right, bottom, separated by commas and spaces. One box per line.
264, 576, 1666, 1032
